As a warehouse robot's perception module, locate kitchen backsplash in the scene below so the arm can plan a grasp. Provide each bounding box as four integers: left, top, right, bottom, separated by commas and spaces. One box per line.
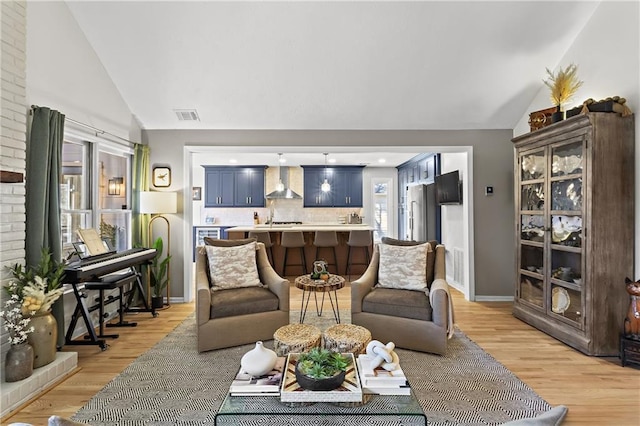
199, 199, 364, 226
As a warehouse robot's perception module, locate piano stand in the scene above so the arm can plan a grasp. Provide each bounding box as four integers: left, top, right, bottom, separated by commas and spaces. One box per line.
65, 268, 156, 351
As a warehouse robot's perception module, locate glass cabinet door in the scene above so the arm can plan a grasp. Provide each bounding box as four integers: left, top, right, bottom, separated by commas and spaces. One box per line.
518, 149, 546, 308
548, 140, 584, 328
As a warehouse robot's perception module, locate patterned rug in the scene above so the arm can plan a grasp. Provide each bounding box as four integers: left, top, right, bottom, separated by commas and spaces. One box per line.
72, 311, 551, 425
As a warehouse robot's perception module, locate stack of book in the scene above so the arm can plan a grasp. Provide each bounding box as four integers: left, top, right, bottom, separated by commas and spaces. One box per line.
228, 356, 285, 396
356, 354, 411, 395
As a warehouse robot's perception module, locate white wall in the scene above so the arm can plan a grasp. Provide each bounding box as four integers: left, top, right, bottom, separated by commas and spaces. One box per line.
514, 1, 640, 274
440, 153, 466, 287
26, 1, 140, 141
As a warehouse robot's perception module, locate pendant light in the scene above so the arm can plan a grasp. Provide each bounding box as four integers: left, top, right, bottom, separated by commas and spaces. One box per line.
276, 153, 285, 192
321, 153, 331, 192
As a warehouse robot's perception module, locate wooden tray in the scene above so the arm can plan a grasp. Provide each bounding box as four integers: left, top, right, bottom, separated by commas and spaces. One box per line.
280, 353, 362, 402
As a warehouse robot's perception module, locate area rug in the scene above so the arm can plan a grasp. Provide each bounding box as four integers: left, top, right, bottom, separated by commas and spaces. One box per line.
72, 312, 552, 425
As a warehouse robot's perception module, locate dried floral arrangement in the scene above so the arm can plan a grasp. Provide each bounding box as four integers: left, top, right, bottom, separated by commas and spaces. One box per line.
0, 249, 65, 345
544, 64, 584, 108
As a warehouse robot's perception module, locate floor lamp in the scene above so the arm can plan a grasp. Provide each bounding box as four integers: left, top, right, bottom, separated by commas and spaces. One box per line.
139, 191, 177, 309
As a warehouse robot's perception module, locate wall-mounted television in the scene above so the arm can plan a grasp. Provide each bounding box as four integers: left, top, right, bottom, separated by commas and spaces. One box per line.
435, 170, 462, 205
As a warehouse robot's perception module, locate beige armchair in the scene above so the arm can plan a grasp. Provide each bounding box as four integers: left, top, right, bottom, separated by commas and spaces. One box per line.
196, 240, 289, 352
350, 238, 454, 354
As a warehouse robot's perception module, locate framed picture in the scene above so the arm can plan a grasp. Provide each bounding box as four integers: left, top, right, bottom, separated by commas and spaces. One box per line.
192, 186, 202, 201
153, 166, 171, 187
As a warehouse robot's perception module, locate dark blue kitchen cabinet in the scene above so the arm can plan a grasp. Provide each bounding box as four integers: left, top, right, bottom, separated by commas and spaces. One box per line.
303, 167, 333, 207
302, 166, 363, 208
234, 167, 266, 207
396, 153, 440, 240
203, 166, 265, 208
204, 167, 235, 207
333, 167, 363, 207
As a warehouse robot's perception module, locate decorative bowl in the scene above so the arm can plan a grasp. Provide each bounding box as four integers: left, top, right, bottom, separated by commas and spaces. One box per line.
295, 363, 346, 391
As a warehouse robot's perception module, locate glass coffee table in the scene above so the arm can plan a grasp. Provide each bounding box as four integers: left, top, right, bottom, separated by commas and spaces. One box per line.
214, 393, 427, 425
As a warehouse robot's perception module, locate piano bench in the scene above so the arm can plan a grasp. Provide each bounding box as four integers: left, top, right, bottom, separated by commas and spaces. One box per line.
84, 273, 140, 339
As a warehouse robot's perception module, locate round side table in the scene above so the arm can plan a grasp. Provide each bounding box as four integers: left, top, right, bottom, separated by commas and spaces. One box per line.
294, 274, 346, 324
273, 323, 322, 356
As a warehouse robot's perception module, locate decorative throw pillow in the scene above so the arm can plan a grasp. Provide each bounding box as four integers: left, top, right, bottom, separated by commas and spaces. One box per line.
377, 242, 431, 291
205, 242, 262, 291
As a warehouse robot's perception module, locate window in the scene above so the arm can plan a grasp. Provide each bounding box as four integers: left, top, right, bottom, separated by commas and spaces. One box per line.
61, 135, 132, 253
98, 150, 131, 251
372, 179, 391, 242
61, 141, 92, 247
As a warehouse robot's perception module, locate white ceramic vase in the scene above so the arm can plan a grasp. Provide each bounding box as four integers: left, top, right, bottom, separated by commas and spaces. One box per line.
240, 341, 277, 376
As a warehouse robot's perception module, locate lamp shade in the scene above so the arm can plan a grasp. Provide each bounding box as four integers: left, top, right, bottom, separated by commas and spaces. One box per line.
139, 191, 177, 214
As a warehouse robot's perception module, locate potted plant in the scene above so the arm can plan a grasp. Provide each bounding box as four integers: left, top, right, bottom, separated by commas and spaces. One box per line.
543, 63, 583, 122
5, 248, 65, 369
149, 237, 171, 309
294, 347, 351, 391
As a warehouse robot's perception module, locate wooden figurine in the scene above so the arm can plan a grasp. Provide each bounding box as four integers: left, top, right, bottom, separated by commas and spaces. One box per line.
623, 278, 640, 339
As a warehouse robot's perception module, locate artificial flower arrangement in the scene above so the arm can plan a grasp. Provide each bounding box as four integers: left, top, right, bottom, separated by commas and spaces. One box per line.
0, 249, 65, 345
543, 63, 584, 110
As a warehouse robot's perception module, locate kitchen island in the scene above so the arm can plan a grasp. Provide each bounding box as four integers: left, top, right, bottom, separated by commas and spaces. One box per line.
226, 224, 374, 278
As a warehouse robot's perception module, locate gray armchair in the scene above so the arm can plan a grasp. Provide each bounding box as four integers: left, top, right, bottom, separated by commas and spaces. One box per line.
196, 240, 289, 352
350, 238, 454, 354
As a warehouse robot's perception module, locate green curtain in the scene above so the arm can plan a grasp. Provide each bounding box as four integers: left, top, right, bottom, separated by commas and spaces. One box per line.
26, 106, 65, 347
132, 144, 151, 247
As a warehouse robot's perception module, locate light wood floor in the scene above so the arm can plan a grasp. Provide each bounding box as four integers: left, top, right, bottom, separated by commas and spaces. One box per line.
3, 283, 639, 425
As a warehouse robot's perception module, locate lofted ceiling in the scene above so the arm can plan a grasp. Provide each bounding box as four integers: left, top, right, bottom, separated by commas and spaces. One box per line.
65, 1, 600, 133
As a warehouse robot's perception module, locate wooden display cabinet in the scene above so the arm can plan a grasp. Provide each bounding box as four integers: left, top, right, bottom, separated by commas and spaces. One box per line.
512, 112, 634, 356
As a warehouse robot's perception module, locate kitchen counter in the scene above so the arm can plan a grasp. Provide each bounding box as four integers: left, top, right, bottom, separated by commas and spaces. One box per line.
225, 224, 374, 277
226, 223, 373, 232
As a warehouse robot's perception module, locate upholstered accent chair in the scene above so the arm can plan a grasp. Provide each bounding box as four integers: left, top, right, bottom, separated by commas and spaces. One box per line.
196, 239, 289, 352
350, 238, 454, 354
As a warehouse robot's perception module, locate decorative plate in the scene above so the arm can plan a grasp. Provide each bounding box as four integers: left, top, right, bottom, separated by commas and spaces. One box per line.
552, 287, 570, 314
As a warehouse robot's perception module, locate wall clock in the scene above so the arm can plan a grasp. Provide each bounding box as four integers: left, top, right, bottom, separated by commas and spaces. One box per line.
153, 167, 171, 187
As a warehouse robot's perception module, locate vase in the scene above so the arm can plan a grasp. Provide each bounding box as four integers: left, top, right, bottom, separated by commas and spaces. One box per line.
5, 342, 34, 382
551, 105, 564, 123
27, 311, 57, 369
240, 341, 277, 376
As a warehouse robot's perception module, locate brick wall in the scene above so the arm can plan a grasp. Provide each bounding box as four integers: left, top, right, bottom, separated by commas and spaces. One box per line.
0, 0, 28, 379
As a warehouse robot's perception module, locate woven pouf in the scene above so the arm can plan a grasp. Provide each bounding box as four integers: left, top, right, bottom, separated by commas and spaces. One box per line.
273, 324, 322, 356
323, 324, 372, 354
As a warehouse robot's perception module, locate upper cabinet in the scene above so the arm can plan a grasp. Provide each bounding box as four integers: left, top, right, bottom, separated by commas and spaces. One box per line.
203, 166, 266, 208
302, 166, 364, 208
512, 113, 634, 356
234, 167, 266, 207
204, 167, 235, 207
396, 153, 440, 240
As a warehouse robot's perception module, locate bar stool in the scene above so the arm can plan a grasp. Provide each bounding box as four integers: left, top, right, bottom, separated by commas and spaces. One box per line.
248, 231, 274, 266
346, 230, 372, 279
281, 231, 307, 277
313, 231, 339, 274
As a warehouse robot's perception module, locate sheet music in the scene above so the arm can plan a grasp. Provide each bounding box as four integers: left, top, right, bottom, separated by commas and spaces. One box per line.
77, 228, 108, 256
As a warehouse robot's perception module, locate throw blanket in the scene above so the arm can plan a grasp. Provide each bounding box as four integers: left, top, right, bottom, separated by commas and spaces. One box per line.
430, 278, 455, 338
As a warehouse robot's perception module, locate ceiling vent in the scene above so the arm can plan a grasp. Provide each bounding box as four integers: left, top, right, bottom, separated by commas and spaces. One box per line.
174, 109, 200, 121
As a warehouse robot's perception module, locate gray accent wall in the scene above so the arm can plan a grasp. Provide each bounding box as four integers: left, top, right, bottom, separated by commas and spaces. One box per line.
143, 129, 515, 299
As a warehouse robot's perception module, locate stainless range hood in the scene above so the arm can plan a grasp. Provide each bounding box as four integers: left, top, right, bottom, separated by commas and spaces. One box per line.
265, 167, 302, 199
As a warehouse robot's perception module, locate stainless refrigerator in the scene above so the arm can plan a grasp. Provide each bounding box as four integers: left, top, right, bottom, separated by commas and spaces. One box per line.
406, 183, 438, 242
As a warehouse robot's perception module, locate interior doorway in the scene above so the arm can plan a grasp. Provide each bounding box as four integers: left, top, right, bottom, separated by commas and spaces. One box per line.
182, 145, 474, 303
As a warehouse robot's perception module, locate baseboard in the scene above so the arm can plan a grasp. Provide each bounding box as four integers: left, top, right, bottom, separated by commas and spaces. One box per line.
474, 295, 514, 302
